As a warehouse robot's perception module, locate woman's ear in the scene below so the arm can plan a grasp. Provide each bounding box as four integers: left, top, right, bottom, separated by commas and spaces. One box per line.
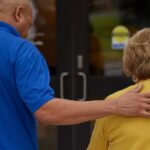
14, 5, 24, 22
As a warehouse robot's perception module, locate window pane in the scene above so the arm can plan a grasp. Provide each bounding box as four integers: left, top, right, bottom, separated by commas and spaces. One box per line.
28, 0, 57, 75
29, 1, 58, 150
88, 0, 150, 76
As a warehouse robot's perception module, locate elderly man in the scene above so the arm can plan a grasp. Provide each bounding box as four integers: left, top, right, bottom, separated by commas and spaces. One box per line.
0, 0, 150, 149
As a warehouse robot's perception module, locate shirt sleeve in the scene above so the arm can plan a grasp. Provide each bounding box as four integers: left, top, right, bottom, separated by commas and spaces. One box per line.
87, 119, 108, 150
15, 41, 55, 113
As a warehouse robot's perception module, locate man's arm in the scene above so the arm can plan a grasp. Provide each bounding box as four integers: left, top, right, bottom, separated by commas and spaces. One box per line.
35, 84, 150, 125
35, 98, 112, 125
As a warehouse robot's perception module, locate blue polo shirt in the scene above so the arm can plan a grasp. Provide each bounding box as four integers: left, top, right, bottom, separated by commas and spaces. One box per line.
0, 21, 54, 150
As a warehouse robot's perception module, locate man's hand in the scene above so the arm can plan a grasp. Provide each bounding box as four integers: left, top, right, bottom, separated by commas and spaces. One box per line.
111, 84, 150, 117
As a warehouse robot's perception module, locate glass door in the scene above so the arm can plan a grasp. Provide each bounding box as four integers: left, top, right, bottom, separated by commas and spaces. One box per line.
88, 0, 150, 98
59, 0, 150, 150
29, 0, 85, 150
29, 0, 59, 150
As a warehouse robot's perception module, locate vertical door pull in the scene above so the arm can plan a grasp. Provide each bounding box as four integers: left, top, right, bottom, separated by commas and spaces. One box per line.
77, 72, 87, 101
60, 72, 69, 98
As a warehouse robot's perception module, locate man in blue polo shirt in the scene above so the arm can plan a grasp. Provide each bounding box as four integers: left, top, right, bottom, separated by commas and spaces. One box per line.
1, 0, 150, 149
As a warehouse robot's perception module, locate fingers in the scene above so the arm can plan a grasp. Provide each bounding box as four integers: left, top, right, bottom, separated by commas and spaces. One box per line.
142, 103, 150, 110
139, 111, 150, 117
137, 104, 150, 117
129, 83, 143, 93
141, 92, 150, 98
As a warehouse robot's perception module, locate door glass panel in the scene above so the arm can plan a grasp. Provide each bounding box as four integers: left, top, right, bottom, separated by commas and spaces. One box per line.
89, 0, 150, 76
28, 0, 57, 75
29, 1, 57, 150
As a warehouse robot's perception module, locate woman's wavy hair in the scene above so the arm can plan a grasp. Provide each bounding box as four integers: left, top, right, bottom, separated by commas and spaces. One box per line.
123, 28, 150, 80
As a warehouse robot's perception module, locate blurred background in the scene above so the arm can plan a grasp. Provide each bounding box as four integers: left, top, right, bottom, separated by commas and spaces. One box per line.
28, 0, 150, 150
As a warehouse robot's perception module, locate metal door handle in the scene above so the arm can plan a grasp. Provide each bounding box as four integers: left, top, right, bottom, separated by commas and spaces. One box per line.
60, 72, 69, 98
77, 72, 87, 101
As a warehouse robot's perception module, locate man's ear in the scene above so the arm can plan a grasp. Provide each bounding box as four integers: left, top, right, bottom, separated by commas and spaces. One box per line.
14, 5, 24, 22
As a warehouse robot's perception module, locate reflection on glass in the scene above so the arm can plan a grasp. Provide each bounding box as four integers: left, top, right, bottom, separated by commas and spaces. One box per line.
89, 24, 104, 75
29, 1, 57, 150
28, 0, 57, 75
38, 125, 57, 150
89, 0, 150, 76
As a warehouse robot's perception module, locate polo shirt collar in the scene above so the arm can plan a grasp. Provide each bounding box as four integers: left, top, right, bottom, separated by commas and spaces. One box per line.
0, 21, 21, 37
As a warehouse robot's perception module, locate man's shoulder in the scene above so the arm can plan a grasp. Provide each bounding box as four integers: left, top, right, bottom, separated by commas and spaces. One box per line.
15, 39, 44, 66
0, 31, 28, 52
0, 30, 35, 49
0, 30, 22, 42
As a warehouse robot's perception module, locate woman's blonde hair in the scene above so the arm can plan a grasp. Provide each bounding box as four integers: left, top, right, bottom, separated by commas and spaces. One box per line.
123, 28, 150, 80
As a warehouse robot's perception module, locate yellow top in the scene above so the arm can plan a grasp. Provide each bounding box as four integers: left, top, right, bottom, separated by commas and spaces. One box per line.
87, 79, 150, 150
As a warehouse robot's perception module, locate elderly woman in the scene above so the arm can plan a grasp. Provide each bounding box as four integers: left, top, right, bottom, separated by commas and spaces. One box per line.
87, 28, 150, 150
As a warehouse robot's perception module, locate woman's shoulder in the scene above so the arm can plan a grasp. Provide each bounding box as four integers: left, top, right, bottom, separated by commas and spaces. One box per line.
106, 84, 136, 100
106, 79, 150, 100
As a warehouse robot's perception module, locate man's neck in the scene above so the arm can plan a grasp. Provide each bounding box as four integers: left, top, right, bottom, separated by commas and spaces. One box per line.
0, 15, 15, 29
